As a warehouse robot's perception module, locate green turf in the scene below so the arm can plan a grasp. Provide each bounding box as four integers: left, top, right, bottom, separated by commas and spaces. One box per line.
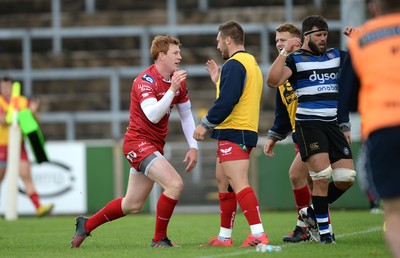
0, 210, 390, 258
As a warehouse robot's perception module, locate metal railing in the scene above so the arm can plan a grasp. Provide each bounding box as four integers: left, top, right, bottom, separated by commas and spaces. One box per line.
0, 0, 363, 140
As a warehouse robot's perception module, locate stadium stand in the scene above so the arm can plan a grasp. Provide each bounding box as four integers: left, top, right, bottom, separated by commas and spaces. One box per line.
0, 0, 342, 141
1, 0, 362, 209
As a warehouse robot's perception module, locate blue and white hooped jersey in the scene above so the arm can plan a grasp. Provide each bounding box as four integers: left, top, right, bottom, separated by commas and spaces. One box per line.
285, 48, 347, 121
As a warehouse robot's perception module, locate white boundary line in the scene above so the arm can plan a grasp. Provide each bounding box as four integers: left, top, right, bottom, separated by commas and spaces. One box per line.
195, 226, 382, 258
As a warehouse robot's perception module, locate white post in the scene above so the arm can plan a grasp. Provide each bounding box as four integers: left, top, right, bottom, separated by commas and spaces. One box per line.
5, 112, 21, 221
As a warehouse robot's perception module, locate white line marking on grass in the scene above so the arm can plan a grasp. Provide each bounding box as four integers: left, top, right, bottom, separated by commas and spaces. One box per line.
334, 226, 381, 239
195, 226, 382, 258
196, 249, 254, 258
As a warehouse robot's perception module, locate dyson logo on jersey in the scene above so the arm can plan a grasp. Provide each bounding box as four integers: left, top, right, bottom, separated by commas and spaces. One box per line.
309, 71, 338, 84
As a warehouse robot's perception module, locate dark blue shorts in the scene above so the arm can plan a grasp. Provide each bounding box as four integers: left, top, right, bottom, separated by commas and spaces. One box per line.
365, 126, 400, 199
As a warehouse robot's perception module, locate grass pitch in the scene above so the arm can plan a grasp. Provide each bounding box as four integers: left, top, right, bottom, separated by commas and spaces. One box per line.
0, 210, 390, 258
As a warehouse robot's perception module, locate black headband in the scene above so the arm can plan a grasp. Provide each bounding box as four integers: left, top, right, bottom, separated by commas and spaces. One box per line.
304, 28, 328, 36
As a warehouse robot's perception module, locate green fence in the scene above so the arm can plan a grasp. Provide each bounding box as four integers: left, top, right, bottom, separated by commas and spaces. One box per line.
86, 143, 150, 214
255, 141, 369, 210
85, 141, 370, 214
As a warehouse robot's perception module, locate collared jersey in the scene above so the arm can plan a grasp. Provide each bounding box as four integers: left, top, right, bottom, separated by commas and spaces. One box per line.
285, 48, 347, 122
0, 96, 28, 145
206, 51, 263, 147
348, 13, 400, 139
124, 64, 189, 149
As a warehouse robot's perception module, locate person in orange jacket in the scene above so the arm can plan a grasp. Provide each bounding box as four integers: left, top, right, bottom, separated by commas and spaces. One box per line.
0, 76, 54, 217
338, 0, 400, 256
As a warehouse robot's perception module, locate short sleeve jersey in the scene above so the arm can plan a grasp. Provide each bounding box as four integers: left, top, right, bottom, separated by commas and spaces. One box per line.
285, 48, 347, 122
124, 64, 189, 148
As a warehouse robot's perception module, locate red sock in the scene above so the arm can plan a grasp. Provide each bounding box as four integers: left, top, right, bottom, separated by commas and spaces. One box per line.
236, 187, 261, 225
366, 191, 376, 202
153, 193, 178, 242
29, 193, 40, 209
293, 185, 311, 221
86, 198, 125, 233
219, 192, 237, 229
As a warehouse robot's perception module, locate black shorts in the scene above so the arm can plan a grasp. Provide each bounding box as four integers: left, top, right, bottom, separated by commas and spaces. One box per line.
295, 120, 353, 163
365, 126, 400, 199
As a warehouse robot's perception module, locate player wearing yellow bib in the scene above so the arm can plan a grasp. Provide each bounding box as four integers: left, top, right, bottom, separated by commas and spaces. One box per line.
194, 20, 268, 247
263, 23, 312, 243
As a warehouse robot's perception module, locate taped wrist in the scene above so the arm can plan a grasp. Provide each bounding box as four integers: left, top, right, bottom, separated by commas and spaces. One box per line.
280, 49, 289, 57
339, 122, 351, 132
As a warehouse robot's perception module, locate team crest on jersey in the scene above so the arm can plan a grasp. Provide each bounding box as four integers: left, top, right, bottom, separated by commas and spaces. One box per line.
142, 74, 154, 84
327, 52, 336, 59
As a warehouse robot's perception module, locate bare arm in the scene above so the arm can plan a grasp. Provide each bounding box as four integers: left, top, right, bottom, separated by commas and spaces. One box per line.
266, 37, 301, 87
267, 56, 292, 87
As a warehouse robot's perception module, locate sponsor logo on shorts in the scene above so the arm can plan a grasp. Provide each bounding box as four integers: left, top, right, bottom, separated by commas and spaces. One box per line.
126, 151, 137, 162
220, 147, 233, 155
343, 147, 350, 156
137, 141, 155, 153
238, 144, 247, 151
309, 142, 320, 151
139, 146, 153, 153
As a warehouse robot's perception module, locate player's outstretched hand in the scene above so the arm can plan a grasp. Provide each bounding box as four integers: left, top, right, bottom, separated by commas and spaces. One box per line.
170, 70, 187, 92
205, 60, 220, 84
343, 26, 359, 38
263, 138, 276, 157
183, 148, 198, 173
